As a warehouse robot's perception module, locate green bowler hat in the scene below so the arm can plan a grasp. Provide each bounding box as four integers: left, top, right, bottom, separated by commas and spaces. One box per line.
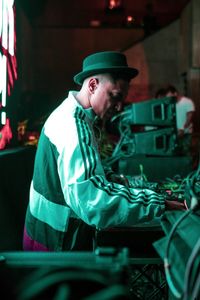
73, 51, 139, 85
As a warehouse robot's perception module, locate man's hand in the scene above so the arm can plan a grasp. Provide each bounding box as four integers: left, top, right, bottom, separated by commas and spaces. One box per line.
165, 200, 187, 211
178, 129, 184, 137
108, 174, 130, 187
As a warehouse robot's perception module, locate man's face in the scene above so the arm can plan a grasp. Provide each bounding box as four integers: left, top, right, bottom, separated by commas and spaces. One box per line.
166, 91, 178, 100
90, 75, 130, 119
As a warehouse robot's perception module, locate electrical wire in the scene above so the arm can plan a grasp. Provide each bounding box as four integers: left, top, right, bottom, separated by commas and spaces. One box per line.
183, 237, 200, 300
191, 268, 200, 300
103, 121, 136, 166
164, 209, 192, 299
18, 268, 109, 300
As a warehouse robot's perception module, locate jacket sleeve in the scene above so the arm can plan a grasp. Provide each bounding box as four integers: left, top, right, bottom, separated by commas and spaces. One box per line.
58, 112, 165, 229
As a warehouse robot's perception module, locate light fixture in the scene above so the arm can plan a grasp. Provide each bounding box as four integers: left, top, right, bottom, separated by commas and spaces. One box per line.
105, 0, 124, 12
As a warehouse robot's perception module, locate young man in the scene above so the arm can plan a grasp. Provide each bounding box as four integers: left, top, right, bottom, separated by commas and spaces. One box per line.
165, 85, 195, 155
23, 51, 185, 251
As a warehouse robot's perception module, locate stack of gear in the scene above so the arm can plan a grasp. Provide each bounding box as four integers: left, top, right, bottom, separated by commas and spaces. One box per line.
112, 96, 177, 159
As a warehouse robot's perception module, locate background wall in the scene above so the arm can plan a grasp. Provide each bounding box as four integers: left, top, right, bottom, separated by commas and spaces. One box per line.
124, 20, 180, 102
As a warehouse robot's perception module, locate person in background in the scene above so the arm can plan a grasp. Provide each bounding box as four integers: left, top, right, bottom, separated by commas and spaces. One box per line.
23, 51, 186, 252
155, 88, 166, 99
165, 85, 195, 155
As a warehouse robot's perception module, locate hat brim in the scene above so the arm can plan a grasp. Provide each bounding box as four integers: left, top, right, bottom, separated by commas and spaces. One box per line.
73, 67, 139, 85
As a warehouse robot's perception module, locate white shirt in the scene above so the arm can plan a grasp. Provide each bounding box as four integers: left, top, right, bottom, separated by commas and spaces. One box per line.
176, 96, 195, 133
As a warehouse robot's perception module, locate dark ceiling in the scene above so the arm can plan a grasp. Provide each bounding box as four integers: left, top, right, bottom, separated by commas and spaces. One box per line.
18, 0, 191, 29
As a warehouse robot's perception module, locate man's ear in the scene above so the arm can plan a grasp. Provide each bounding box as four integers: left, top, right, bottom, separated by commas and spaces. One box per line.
88, 77, 99, 94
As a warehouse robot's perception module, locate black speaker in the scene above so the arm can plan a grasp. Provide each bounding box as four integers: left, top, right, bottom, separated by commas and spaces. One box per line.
0, 146, 36, 251
125, 127, 177, 156
123, 96, 176, 127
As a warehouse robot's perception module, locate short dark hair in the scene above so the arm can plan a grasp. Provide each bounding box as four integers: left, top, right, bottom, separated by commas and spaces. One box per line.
155, 88, 166, 98
165, 85, 178, 94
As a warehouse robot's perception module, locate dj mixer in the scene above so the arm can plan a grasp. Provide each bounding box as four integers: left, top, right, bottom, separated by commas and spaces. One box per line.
126, 172, 200, 210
